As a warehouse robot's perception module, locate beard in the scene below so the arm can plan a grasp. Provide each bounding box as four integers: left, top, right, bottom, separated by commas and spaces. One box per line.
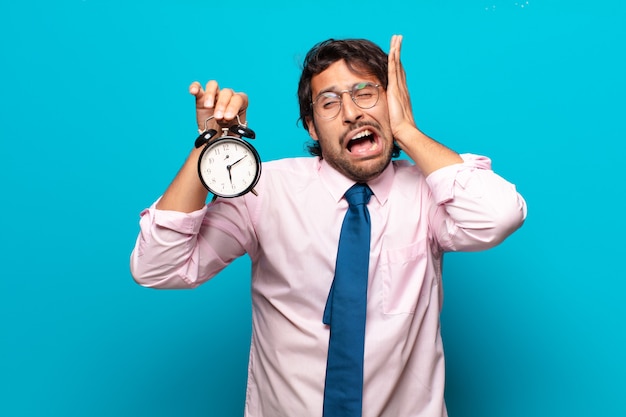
315, 121, 395, 182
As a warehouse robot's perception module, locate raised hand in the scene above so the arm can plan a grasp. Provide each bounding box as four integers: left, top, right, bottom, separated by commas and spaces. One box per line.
189, 80, 248, 133
386, 35, 418, 145
385, 35, 463, 174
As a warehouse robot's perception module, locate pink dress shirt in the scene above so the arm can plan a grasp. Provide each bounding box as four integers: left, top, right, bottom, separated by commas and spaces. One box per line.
130, 154, 527, 417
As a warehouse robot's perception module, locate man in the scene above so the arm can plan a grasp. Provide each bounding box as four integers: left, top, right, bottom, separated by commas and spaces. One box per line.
131, 35, 527, 416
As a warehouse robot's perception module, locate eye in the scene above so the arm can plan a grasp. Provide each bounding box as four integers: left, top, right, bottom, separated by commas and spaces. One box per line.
319, 92, 340, 109
354, 84, 373, 95
353, 83, 378, 105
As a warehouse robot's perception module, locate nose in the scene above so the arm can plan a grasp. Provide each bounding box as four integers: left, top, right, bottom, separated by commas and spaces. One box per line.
340, 92, 364, 124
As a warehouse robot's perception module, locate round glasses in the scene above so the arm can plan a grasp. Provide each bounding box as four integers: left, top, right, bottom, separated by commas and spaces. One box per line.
312, 82, 380, 119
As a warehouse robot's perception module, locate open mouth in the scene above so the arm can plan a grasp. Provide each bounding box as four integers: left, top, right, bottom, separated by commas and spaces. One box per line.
346, 129, 379, 154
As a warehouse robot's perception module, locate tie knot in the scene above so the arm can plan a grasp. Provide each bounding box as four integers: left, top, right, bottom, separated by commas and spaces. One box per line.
344, 183, 373, 206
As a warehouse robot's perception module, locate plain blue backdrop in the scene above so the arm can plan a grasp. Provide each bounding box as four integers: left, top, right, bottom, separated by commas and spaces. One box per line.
1, 1, 624, 416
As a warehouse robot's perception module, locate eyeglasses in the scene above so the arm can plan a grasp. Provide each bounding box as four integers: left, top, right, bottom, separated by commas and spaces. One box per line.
311, 82, 380, 119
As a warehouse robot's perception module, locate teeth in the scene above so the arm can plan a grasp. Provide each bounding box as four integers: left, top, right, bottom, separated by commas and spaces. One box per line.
351, 129, 373, 140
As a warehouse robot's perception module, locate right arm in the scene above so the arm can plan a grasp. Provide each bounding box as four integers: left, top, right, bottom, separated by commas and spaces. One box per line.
130, 81, 251, 288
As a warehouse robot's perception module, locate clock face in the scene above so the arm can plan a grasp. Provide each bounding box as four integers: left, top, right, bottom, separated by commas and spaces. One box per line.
197, 136, 261, 198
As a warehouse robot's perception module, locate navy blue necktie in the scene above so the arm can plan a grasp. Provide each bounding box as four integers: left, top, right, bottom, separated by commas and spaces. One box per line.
323, 183, 373, 417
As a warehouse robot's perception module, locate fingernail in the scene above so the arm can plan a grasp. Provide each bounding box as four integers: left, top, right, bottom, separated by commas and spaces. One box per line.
205, 99, 214, 108
214, 110, 223, 118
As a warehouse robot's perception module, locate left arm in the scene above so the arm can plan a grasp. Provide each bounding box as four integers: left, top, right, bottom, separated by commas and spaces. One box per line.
386, 35, 526, 248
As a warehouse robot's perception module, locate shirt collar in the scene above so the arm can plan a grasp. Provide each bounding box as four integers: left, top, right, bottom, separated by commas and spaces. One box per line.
318, 158, 394, 206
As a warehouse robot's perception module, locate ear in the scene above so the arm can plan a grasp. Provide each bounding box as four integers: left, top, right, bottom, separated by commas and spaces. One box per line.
306, 117, 319, 141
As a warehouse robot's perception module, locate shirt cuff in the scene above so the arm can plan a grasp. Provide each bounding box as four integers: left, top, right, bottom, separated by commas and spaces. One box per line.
425, 153, 493, 204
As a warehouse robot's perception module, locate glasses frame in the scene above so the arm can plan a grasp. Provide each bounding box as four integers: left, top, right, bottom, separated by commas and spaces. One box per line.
311, 82, 381, 120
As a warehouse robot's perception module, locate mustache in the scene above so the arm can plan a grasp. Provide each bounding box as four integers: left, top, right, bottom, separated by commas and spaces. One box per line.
339, 121, 383, 146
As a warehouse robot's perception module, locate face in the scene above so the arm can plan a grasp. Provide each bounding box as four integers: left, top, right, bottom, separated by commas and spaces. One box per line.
306, 60, 395, 182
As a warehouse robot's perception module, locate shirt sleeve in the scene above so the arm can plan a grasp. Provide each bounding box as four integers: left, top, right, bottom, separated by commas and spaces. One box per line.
129, 197, 252, 289
425, 153, 528, 252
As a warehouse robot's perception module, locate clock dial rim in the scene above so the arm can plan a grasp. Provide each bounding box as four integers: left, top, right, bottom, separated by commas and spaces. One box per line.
197, 136, 262, 198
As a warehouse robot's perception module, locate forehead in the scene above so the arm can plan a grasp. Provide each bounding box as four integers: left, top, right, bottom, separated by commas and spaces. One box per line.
311, 60, 380, 96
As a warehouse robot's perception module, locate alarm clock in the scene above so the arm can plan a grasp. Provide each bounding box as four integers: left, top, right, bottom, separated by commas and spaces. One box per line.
195, 116, 261, 198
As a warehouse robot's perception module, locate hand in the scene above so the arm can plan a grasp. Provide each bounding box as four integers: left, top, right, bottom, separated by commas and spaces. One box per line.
386, 35, 463, 174
386, 35, 419, 145
189, 80, 248, 133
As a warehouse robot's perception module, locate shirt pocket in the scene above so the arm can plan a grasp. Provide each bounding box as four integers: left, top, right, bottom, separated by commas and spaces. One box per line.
380, 240, 429, 315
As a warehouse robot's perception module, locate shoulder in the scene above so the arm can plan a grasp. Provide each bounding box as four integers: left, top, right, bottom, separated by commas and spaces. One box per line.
392, 158, 420, 171
242, 157, 322, 201
242, 157, 325, 223
261, 157, 320, 173
259, 157, 320, 186
391, 158, 427, 183
383, 159, 433, 203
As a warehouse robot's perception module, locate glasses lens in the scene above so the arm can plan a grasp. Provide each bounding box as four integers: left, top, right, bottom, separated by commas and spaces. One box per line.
312, 83, 380, 119
314, 92, 341, 119
352, 83, 379, 109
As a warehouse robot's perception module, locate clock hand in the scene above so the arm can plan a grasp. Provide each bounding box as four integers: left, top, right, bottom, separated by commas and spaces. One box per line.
228, 155, 248, 169
225, 155, 248, 187
227, 164, 233, 185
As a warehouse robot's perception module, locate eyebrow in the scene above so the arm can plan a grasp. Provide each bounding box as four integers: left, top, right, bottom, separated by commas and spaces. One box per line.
315, 82, 369, 97
316, 85, 340, 96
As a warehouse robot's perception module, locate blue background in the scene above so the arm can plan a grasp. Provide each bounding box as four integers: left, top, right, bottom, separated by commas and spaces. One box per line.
1, 1, 624, 416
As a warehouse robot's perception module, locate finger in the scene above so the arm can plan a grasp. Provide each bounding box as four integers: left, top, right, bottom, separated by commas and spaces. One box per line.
223, 92, 248, 120
189, 81, 203, 97
213, 88, 248, 121
389, 35, 401, 60
203, 80, 220, 108
395, 34, 403, 57
190, 81, 209, 108
388, 35, 400, 87
389, 35, 407, 88
213, 87, 234, 120
396, 35, 407, 84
